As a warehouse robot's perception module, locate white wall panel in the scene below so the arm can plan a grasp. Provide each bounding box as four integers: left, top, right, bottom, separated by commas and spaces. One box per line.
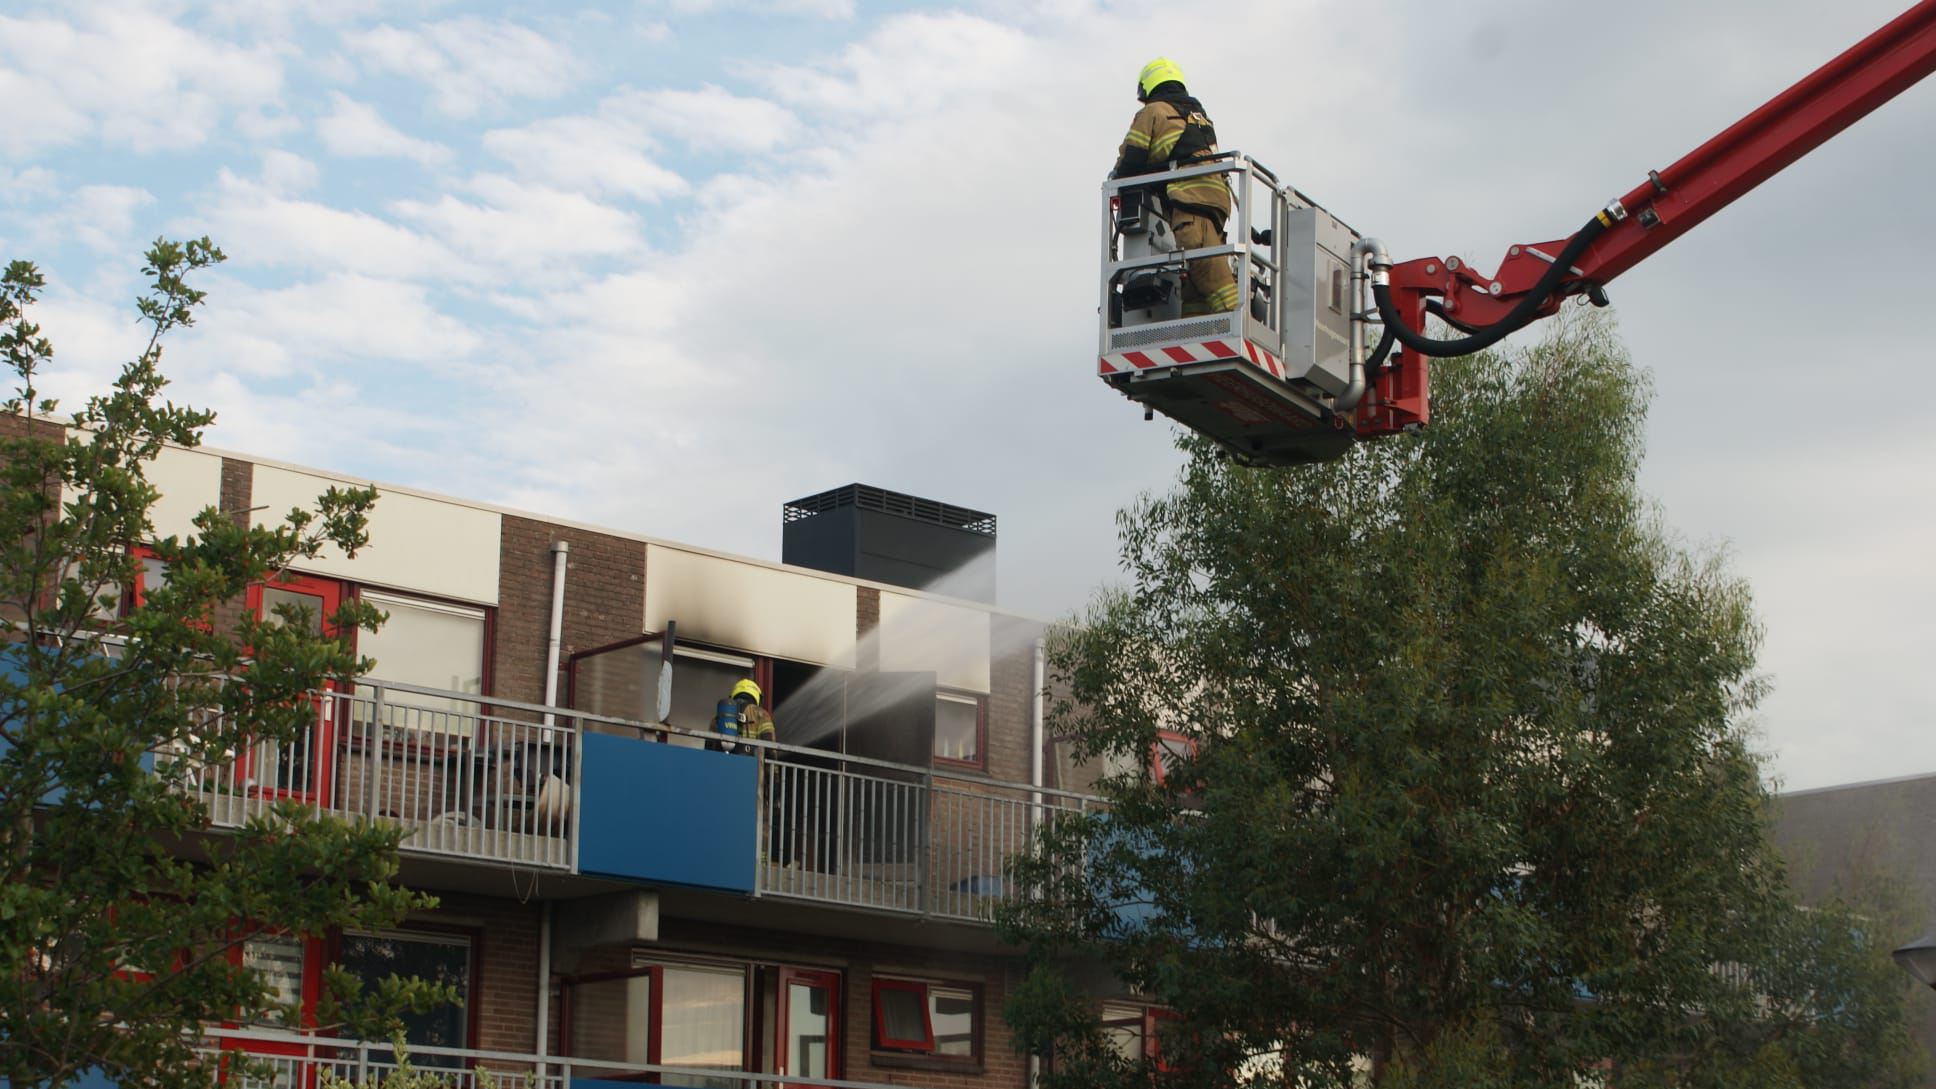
878, 592, 990, 693
145, 444, 225, 541
249, 465, 500, 605
645, 545, 857, 666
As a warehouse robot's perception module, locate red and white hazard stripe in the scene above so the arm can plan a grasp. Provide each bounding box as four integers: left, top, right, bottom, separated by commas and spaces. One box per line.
1097, 338, 1286, 381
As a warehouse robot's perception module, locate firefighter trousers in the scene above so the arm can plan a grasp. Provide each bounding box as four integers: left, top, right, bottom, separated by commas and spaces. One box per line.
1171, 207, 1238, 315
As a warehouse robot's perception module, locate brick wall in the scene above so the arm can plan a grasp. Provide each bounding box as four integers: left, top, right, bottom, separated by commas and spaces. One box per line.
494, 515, 647, 709
422, 891, 545, 1055
220, 457, 252, 528
985, 616, 1045, 787
857, 587, 880, 671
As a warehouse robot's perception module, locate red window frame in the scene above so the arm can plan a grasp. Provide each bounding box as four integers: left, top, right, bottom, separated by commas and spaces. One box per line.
1100, 1004, 1180, 1068
1150, 730, 1197, 788
126, 544, 168, 612
241, 572, 346, 804
870, 977, 980, 1063
871, 978, 934, 1051
246, 572, 345, 641
777, 966, 841, 1088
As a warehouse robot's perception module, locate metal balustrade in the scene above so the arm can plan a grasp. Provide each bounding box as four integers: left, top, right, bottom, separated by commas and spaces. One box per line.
754, 745, 1099, 921
169, 679, 580, 872
154, 668, 1105, 917
195, 1026, 975, 1089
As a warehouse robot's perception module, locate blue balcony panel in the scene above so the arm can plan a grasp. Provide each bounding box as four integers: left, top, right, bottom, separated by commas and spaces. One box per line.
577, 732, 756, 894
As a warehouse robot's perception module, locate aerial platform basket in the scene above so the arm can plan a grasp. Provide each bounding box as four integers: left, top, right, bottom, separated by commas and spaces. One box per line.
1098, 153, 1417, 466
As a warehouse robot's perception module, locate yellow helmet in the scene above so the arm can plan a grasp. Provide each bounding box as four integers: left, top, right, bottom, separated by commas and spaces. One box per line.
731, 678, 762, 703
1137, 57, 1185, 101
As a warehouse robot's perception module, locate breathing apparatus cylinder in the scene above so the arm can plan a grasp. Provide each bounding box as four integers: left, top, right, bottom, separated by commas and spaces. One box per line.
714, 699, 742, 752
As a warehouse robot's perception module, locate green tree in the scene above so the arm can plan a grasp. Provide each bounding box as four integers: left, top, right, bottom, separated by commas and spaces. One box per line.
0, 241, 450, 1089
999, 313, 1918, 1088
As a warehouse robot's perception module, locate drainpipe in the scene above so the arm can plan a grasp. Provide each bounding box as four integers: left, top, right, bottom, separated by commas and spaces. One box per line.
1027, 636, 1046, 1089
538, 542, 567, 1081
543, 542, 569, 722
1030, 636, 1045, 812
536, 901, 553, 1084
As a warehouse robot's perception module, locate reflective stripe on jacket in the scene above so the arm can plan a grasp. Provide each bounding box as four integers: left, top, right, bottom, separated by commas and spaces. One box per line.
1110, 93, 1231, 218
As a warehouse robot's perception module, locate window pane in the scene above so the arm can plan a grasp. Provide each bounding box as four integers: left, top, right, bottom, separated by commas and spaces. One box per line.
243, 937, 304, 1026
787, 981, 830, 1079
1101, 1004, 1144, 1061
1155, 734, 1195, 785
338, 931, 470, 1059
661, 965, 745, 1071
261, 585, 324, 636
930, 986, 975, 1056
357, 592, 486, 735
877, 985, 927, 1044
935, 696, 979, 764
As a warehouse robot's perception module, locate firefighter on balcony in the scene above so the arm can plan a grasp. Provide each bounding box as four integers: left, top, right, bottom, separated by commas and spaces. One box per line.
1111, 58, 1238, 314
712, 678, 776, 753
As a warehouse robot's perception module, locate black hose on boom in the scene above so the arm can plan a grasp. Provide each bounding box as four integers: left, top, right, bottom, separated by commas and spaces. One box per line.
1371, 214, 1610, 358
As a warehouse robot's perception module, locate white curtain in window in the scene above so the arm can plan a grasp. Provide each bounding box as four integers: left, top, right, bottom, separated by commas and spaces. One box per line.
935, 695, 979, 762
661, 966, 745, 1070
357, 591, 486, 730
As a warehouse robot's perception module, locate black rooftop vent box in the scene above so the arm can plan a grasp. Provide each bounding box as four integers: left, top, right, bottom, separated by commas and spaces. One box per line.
782, 484, 996, 603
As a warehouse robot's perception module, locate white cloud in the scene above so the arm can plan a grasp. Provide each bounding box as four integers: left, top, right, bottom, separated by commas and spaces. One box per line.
201, 168, 464, 282
653, 0, 855, 17
607, 85, 797, 154
481, 114, 688, 200
318, 93, 454, 166
0, 7, 284, 155
0, 167, 61, 203
198, 272, 482, 371
258, 150, 321, 196
66, 186, 158, 254
392, 174, 646, 266
752, 11, 1031, 122
347, 17, 577, 119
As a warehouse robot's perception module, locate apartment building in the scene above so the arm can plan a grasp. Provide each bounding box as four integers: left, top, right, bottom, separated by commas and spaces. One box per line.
109, 443, 1144, 1089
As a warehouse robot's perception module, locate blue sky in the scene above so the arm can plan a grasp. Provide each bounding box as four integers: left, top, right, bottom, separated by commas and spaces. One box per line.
4, 0, 1935, 793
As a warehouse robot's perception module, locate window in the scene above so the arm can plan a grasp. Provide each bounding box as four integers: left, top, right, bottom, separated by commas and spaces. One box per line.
243, 936, 307, 1026
1103, 730, 1198, 787
1151, 730, 1196, 788
337, 929, 473, 1063
565, 959, 840, 1087
75, 545, 169, 620
569, 635, 756, 750
934, 693, 984, 769
660, 963, 747, 1079
871, 977, 979, 1062
1101, 1004, 1174, 1066
355, 590, 488, 735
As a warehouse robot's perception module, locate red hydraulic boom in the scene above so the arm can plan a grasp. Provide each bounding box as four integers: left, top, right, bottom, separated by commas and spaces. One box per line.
1367, 0, 1936, 431
1096, 2, 1936, 463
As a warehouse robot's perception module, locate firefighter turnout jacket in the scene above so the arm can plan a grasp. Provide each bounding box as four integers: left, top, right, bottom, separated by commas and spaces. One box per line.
1111, 91, 1232, 220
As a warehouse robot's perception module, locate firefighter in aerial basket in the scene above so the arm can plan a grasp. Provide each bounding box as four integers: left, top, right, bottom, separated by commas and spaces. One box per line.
1110, 57, 1238, 315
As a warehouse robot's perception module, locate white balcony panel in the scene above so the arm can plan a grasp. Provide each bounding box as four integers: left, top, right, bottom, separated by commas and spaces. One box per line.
147, 443, 226, 540
645, 545, 857, 666
249, 465, 500, 604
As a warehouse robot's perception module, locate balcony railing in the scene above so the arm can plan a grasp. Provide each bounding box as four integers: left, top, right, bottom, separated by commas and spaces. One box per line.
169, 679, 582, 872
754, 745, 1099, 921
196, 1027, 977, 1089
158, 668, 1104, 918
